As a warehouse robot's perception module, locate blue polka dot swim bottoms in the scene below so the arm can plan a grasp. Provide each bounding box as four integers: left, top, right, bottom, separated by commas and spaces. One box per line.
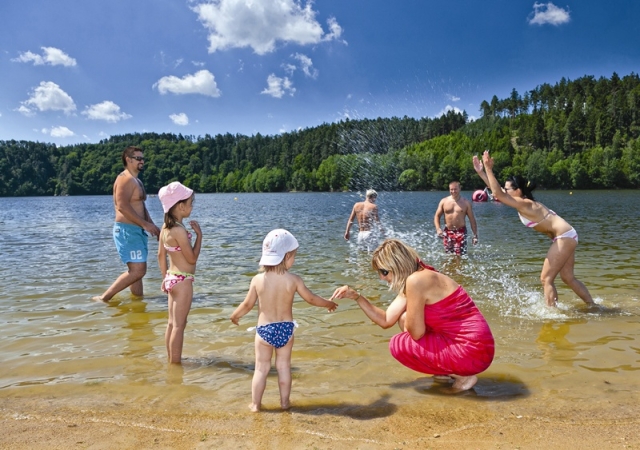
255, 321, 297, 348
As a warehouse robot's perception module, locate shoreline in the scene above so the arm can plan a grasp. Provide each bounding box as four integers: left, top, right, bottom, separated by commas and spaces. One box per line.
2, 388, 638, 449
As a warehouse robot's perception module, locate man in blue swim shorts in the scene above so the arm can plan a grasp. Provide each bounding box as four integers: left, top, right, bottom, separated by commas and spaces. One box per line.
92, 146, 160, 303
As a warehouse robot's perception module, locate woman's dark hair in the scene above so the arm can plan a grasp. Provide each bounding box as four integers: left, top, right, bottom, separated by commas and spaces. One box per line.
507, 175, 536, 200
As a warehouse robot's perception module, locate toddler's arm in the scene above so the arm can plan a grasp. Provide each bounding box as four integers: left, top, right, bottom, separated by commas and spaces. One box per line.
230, 277, 259, 325
295, 276, 337, 312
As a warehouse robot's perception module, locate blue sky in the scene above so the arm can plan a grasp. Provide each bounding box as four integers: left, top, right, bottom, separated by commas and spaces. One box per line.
1, 1, 638, 145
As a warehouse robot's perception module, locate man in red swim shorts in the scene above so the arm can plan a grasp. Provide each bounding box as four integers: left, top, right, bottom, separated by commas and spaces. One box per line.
434, 181, 478, 255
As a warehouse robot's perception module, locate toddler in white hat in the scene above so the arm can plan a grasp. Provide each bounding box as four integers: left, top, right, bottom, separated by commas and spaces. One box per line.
230, 228, 337, 412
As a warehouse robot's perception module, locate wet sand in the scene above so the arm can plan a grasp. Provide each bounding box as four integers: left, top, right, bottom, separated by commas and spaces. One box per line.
2, 382, 639, 450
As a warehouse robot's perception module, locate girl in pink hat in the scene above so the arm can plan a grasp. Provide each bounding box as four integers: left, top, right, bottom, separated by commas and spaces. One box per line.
157, 182, 202, 364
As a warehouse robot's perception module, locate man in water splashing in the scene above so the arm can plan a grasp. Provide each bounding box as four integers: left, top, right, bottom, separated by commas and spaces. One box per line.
434, 181, 478, 255
344, 189, 385, 251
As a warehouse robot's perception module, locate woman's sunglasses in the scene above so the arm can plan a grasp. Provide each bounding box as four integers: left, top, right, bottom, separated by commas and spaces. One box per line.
378, 269, 389, 276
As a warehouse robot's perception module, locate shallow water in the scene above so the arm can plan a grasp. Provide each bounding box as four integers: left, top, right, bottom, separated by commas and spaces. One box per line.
1, 191, 639, 416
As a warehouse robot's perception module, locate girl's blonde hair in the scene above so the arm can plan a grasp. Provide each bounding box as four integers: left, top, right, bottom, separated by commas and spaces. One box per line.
260, 249, 297, 274
371, 239, 421, 294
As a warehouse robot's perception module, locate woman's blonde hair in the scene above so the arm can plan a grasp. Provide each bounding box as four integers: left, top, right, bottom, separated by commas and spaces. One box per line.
260, 249, 297, 274
371, 239, 420, 294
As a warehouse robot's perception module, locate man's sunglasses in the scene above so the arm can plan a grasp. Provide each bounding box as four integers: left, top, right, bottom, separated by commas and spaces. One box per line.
130, 156, 145, 161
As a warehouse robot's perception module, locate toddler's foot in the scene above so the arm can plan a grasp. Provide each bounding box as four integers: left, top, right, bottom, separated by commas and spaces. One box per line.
450, 375, 477, 392
280, 401, 290, 411
249, 403, 260, 413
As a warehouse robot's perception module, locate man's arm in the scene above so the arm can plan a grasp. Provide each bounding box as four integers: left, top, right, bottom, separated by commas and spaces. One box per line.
434, 200, 444, 236
373, 206, 385, 234
465, 200, 478, 244
344, 206, 357, 240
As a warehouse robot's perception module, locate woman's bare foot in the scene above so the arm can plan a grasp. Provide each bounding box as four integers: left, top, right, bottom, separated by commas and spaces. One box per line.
433, 375, 452, 383
91, 296, 108, 303
450, 375, 477, 391
281, 400, 290, 411
249, 403, 260, 412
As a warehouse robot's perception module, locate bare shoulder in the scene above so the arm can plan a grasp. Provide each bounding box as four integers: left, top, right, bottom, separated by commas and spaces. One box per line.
114, 171, 135, 190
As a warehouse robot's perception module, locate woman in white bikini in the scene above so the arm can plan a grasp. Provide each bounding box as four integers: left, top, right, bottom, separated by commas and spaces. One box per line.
157, 181, 202, 363
473, 150, 594, 307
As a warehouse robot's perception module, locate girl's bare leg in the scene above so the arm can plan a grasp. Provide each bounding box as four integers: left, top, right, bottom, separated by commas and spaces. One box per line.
541, 239, 577, 307
558, 250, 595, 305
251, 338, 273, 412
165, 294, 174, 361
167, 281, 193, 364
274, 336, 294, 410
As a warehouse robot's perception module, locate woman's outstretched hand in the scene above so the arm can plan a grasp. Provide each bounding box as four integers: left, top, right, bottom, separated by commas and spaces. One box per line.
330, 285, 358, 301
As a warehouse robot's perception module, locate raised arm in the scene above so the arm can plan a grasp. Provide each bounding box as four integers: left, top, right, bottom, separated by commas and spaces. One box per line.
175, 220, 202, 265
481, 150, 520, 208
473, 155, 491, 187
331, 285, 406, 329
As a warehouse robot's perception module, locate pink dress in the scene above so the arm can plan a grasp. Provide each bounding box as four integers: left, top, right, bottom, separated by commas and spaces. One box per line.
389, 284, 494, 376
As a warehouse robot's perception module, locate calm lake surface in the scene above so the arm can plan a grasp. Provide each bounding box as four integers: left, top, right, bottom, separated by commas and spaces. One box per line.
1, 191, 639, 416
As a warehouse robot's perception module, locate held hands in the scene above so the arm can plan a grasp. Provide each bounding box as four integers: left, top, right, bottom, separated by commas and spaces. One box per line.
325, 300, 338, 313
330, 285, 359, 301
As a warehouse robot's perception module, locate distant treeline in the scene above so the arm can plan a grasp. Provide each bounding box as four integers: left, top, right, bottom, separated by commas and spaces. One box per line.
1, 72, 639, 197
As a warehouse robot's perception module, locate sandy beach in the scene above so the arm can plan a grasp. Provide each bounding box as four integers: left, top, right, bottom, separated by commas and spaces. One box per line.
3, 384, 639, 450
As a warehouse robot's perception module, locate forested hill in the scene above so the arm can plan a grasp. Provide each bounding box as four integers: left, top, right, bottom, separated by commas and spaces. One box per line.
2, 72, 639, 197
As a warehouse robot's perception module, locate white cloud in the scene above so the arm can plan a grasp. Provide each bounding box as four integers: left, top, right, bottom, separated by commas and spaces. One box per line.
528, 2, 570, 26
154, 70, 221, 97
42, 126, 75, 138
283, 63, 297, 76
436, 105, 463, 117
13, 47, 77, 66
192, 60, 206, 67
261, 74, 295, 98
21, 81, 76, 115
293, 53, 318, 78
446, 94, 460, 102
82, 101, 132, 123
169, 113, 189, 126
192, 0, 343, 55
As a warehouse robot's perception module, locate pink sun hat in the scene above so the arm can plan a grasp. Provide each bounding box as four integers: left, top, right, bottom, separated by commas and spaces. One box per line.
259, 229, 299, 266
158, 181, 193, 213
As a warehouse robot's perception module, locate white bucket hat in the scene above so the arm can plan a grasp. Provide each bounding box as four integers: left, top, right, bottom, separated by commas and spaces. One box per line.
259, 229, 299, 266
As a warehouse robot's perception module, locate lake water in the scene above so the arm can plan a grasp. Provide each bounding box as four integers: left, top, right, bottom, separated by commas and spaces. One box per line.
1, 191, 639, 419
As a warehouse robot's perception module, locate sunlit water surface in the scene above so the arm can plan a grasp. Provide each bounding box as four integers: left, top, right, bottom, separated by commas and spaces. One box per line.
1, 191, 639, 416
